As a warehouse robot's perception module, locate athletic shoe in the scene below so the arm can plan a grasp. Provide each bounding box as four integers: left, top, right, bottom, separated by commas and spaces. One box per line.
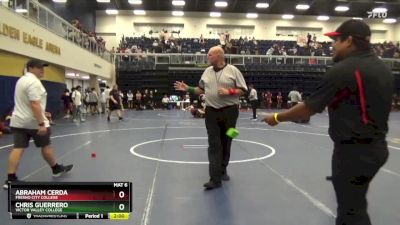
3, 177, 19, 190
252, 119, 258, 122
52, 164, 73, 177
203, 181, 222, 190
222, 174, 230, 181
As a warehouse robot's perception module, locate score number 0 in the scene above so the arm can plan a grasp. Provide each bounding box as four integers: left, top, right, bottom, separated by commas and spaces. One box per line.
118, 191, 125, 211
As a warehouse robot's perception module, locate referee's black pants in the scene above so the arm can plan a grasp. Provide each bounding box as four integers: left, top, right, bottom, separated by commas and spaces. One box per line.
205, 105, 239, 184
332, 140, 389, 225
250, 100, 258, 119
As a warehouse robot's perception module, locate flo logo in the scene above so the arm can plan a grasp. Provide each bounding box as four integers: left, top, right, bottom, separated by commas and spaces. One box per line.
367, 11, 387, 18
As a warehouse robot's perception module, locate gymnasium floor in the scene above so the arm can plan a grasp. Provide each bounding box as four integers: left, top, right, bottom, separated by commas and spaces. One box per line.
1, 109, 400, 225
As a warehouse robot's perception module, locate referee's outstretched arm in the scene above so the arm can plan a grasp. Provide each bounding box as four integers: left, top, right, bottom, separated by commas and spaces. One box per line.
262, 102, 314, 126
174, 81, 205, 95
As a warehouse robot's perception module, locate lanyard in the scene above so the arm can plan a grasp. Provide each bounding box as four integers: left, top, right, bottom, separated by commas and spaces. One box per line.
214, 68, 225, 87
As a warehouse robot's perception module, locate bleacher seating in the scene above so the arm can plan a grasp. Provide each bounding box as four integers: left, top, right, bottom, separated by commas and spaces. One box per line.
119, 37, 400, 58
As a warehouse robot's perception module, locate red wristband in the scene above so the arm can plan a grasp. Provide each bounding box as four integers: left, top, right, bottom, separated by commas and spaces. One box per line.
228, 88, 237, 96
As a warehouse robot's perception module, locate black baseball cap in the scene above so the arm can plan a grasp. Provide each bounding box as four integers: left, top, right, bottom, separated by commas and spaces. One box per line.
26, 59, 49, 69
324, 19, 371, 42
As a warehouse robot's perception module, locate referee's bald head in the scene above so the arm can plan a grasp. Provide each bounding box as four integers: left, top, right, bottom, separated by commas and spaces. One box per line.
209, 46, 224, 56
208, 46, 225, 67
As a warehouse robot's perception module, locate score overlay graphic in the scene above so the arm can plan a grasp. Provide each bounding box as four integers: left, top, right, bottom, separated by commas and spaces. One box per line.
8, 182, 132, 220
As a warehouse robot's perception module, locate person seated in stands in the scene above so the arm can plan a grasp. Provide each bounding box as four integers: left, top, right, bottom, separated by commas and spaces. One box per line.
153, 39, 159, 48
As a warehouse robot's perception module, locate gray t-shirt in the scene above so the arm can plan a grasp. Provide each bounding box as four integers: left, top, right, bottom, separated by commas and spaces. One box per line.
249, 88, 258, 101
10, 72, 50, 129
288, 90, 302, 103
199, 64, 247, 109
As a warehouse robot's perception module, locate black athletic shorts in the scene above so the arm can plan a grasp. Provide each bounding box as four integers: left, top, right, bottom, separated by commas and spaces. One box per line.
11, 127, 51, 148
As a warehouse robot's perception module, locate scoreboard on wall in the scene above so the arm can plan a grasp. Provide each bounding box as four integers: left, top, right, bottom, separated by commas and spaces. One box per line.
8, 182, 132, 220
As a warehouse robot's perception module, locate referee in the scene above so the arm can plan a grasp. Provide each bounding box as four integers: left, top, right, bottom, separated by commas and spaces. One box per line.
262, 20, 394, 225
175, 46, 247, 190
3, 59, 73, 189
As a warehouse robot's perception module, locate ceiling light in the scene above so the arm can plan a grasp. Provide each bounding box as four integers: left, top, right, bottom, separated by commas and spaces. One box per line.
372, 7, 387, 13
172, 0, 185, 6
335, 6, 349, 12
352, 17, 363, 20
296, 4, 310, 10
106, 9, 118, 15
15, 8, 28, 13
282, 14, 294, 19
53, 0, 67, 3
128, 0, 142, 4
317, 15, 329, 21
383, 18, 396, 23
97, 0, 110, 3
256, 2, 269, 8
172, 11, 184, 16
246, 13, 258, 19
133, 9, 146, 15
210, 12, 221, 17
215, 1, 228, 8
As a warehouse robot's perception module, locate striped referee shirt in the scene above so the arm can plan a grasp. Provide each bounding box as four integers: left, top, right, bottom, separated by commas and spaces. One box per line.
198, 64, 247, 109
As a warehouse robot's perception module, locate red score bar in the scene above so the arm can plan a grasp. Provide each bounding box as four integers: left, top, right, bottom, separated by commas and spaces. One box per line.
13, 190, 130, 201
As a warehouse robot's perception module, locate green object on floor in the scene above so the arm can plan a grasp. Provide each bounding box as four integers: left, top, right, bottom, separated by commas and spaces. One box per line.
226, 128, 239, 138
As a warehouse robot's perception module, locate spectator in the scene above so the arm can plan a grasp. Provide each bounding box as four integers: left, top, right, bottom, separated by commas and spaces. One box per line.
200, 34, 205, 46
72, 86, 85, 122
264, 91, 273, 109
276, 92, 283, 109
100, 89, 106, 114
88, 88, 99, 114
127, 90, 134, 109
266, 46, 274, 55
248, 84, 258, 121
288, 87, 302, 107
162, 94, 169, 110
107, 84, 123, 122
307, 33, 312, 46
135, 90, 142, 110
61, 89, 72, 119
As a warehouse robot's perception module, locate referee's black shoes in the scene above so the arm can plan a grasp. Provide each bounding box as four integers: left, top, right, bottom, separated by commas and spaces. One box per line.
203, 181, 222, 190
222, 173, 230, 181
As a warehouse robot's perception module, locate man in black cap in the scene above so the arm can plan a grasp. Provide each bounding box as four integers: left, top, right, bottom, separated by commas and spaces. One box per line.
3, 59, 73, 190
262, 20, 394, 225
